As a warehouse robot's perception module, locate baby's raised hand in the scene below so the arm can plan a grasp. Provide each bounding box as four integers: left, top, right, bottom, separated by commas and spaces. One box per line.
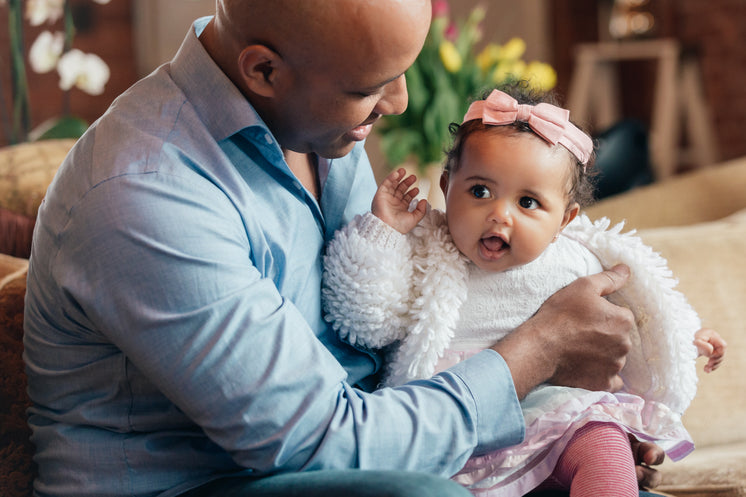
693, 328, 726, 373
372, 168, 428, 234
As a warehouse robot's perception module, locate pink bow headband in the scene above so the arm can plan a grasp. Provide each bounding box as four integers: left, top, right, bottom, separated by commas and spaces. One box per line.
462, 89, 594, 165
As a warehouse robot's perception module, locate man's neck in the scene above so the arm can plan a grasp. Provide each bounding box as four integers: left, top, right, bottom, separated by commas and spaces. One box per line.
284, 149, 320, 200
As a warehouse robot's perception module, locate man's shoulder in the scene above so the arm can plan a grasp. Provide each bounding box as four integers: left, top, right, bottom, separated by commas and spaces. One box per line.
77, 70, 217, 181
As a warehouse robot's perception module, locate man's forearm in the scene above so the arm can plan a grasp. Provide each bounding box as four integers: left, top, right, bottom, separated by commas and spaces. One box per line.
490, 320, 555, 399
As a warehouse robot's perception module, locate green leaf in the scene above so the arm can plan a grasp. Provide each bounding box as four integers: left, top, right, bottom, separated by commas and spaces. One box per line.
375, 4, 555, 172
405, 64, 428, 117
30, 116, 89, 141
421, 87, 460, 165
380, 128, 422, 166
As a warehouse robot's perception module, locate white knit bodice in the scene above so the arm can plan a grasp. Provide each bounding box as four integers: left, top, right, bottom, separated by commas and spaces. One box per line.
452, 238, 603, 351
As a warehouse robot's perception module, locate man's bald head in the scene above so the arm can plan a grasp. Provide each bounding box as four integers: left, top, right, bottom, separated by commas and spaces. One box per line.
215, 0, 429, 72
201, 0, 431, 157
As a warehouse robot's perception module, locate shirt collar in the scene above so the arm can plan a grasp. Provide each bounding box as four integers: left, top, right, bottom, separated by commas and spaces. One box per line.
169, 17, 269, 143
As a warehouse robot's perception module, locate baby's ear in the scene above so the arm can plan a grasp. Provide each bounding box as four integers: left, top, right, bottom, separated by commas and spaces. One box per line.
560, 202, 580, 230
439, 171, 449, 196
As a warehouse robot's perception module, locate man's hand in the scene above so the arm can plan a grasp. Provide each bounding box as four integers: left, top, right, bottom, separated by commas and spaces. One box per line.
492, 265, 635, 399
630, 436, 665, 489
372, 168, 427, 234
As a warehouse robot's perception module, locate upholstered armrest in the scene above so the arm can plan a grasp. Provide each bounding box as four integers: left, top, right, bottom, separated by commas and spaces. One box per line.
0, 254, 34, 497
0, 139, 74, 258
584, 156, 746, 230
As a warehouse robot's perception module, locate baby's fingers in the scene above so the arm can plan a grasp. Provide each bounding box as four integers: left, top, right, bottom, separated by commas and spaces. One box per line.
409, 198, 428, 217
693, 337, 714, 357
382, 168, 406, 186
704, 355, 724, 373
395, 173, 417, 193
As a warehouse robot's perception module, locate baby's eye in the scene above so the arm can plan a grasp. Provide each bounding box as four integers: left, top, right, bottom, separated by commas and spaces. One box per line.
519, 197, 539, 210
470, 185, 491, 199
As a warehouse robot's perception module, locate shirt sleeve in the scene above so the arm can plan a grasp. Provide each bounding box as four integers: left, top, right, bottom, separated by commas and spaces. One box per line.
49, 163, 524, 479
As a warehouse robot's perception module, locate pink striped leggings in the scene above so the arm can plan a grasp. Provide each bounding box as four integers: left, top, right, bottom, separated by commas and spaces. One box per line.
537, 421, 638, 497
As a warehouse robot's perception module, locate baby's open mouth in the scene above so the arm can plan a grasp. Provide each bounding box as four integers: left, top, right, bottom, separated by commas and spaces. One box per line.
481, 236, 508, 252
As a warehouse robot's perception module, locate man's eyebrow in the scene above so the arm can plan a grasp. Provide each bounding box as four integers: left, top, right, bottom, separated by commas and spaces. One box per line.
360, 72, 405, 92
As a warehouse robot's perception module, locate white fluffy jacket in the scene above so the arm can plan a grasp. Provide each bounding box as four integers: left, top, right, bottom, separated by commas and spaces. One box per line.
322, 209, 700, 415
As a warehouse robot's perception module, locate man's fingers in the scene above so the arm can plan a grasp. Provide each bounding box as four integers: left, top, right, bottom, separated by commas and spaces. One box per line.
591, 264, 631, 297
630, 437, 666, 466
629, 438, 665, 489
636, 464, 662, 490
609, 373, 625, 393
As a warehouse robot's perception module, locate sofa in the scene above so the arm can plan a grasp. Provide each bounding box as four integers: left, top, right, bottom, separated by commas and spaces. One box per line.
1, 139, 745, 497
584, 158, 746, 497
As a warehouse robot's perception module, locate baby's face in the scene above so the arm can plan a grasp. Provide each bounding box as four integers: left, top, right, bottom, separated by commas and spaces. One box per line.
442, 129, 578, 273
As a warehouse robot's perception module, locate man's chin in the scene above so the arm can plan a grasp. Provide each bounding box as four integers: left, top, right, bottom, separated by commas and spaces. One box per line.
315, 140, 358, 160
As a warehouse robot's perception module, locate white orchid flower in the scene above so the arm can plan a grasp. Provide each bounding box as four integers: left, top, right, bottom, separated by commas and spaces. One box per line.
29, 31, 65, 73
57, 49, 111, 95
25, 0, 65, 26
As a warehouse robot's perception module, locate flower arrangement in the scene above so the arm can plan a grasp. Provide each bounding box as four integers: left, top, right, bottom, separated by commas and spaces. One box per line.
2, 0, 111, 145
376, 0, 557, 171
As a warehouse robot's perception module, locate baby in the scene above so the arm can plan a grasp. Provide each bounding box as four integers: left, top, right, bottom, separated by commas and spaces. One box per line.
323, 84, 725, 496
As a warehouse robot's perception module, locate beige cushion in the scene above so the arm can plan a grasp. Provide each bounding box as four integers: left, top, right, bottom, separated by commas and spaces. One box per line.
630, 211, 746, 497
0, 139, 74, 218
657, 442, 746, 497
636, 210, 746, 449
0, 139, 74, 258
0, 140, 75, 217
584, 158, 746, 495
585, 156, 746, 230
0, 254, 28, 285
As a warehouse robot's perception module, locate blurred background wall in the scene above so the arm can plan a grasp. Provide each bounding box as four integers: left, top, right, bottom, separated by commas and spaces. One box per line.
2, 0, 745, 181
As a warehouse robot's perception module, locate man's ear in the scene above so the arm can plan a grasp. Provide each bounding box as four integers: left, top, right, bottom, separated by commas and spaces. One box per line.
237, 45, 282, 98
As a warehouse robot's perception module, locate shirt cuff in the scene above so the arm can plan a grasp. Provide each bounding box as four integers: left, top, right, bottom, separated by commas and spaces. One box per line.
447, 348, 526, 455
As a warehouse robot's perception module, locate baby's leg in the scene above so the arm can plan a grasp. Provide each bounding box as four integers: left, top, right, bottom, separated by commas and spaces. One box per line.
541, 421, 638, 497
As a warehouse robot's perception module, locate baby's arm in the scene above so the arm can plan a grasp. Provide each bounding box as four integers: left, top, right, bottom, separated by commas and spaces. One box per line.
372, 168, 428, 234
693, 328, 726, 373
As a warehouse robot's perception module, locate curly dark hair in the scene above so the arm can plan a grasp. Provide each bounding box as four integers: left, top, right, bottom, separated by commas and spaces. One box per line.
443, 81, 597, 207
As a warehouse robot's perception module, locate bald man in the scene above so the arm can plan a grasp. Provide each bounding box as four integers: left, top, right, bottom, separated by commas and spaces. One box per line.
24, 1, 663, 496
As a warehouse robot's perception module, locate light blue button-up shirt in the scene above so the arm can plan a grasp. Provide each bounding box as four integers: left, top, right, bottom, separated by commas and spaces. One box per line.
23, 18, 524, 497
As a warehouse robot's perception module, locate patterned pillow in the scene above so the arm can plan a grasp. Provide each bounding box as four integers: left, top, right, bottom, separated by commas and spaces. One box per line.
0, 139, 75, 258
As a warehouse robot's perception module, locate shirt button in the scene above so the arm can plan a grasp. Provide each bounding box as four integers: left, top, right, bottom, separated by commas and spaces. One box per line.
264, 133, 272, 144
293, 181, 303, 191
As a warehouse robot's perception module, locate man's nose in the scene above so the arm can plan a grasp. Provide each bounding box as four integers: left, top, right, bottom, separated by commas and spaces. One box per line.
374, 74, 409, 117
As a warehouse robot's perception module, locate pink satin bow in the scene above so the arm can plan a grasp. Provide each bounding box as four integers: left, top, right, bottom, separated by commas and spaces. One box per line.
462, 89, 593, 165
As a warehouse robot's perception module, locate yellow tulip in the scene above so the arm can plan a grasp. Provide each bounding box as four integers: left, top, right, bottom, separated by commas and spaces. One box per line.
439, 40, 463, 73
476, 43, 502, 72
500, 37, 527, 61
525, 61, 557, 92
492, 60, 526, 83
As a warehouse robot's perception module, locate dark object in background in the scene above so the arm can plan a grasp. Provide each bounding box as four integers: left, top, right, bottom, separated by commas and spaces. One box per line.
593, 119, 653, 200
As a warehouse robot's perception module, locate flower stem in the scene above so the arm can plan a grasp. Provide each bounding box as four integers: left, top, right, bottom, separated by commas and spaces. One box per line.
62, 1, 76, 116
7, 0, 31, 143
